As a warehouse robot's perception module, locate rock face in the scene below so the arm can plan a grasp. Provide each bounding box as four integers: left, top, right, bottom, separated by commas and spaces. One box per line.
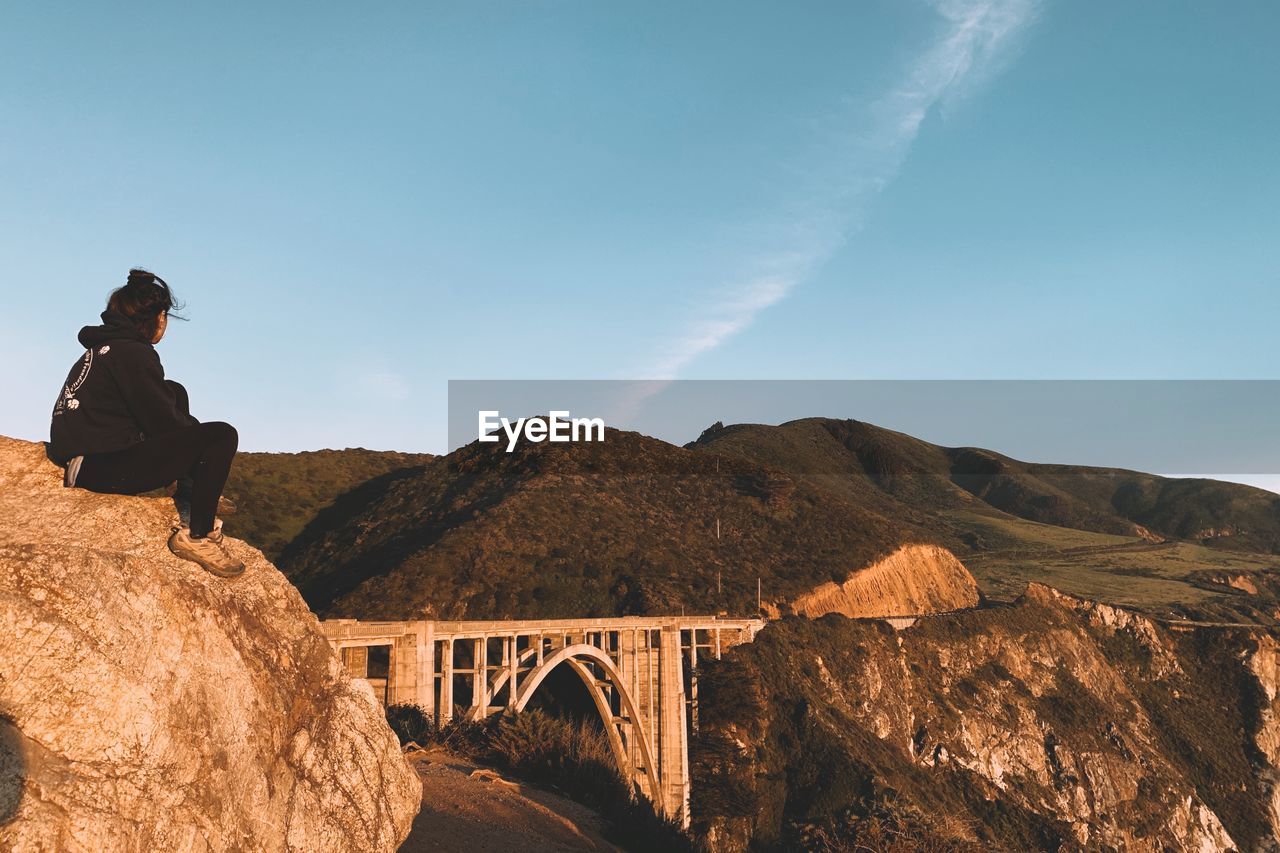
692, 583, 1280, 851
0, 436, 420, 851
787, 543, 979, 618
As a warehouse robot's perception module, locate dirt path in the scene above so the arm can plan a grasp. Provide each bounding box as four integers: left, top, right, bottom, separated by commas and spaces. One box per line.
399, 748, 620, 852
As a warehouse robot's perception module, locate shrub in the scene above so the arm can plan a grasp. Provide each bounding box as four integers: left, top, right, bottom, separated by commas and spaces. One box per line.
385, 703, 433, 746
484, 712, 694, 851
384, 703, 491, 757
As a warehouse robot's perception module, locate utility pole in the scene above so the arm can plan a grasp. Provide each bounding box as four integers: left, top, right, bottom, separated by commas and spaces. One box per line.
715, 455, 723, 603
714, 460, 722, 543
757, 577, 762, 614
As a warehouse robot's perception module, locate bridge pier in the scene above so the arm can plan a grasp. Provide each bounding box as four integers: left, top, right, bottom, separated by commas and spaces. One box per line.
440, 637, 454, 721
658, 626, 691, 820
472, 636, 487, 711
320, 615, 764, 825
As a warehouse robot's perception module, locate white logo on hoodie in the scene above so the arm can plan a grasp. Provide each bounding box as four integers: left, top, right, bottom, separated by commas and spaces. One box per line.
53, 348, 94, 417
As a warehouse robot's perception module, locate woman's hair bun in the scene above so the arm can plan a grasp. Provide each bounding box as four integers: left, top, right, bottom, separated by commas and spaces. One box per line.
108, 268, 183, 340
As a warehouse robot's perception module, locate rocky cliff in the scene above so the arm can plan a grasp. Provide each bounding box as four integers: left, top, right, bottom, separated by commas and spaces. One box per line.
0, 436, 420, 852
786, 544, 980, 618
692, 585, 1280, 851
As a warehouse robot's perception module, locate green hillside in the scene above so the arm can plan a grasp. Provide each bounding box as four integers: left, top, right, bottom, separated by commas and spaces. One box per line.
222, 448, 434, 561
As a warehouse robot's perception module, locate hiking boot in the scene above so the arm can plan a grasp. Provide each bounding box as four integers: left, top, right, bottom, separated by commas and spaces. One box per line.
168, 525, 245, 578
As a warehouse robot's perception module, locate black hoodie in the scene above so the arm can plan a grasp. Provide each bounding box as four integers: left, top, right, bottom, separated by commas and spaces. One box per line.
47, 311, 197, 465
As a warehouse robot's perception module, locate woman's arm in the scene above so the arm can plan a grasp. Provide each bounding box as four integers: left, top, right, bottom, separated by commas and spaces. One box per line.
166, 380, 201, 427
111, 343, 196, 439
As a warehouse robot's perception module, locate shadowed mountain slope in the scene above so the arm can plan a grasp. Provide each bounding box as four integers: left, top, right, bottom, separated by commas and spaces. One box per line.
279, 427, 943, 621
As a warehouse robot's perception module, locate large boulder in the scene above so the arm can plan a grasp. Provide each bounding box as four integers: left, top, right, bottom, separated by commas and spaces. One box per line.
0, 436, 420, 851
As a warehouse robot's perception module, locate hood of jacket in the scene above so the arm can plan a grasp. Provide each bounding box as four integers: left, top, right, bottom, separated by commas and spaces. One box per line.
77, 310, 151, 349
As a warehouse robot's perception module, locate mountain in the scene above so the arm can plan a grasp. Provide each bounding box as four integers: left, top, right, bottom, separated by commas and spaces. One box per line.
222, 448, 434, 561
277, 425, 969, 621
225, 417, 1280, 624
689, 418, 1280, 620
689, 417, 1280, 554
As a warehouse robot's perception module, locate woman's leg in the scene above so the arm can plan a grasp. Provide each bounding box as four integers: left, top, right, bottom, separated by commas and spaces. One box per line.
185, 423, 237, 536
76, 422, 238, 537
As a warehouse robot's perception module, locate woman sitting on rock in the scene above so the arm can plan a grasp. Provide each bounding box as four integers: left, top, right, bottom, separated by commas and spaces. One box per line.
48, 269, 244, 578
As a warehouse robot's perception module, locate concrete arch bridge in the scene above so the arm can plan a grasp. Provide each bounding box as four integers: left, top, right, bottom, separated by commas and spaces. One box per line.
320, 615, 764, 823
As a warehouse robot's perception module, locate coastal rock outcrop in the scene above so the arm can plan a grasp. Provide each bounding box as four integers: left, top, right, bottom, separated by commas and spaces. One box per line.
0, 436, 420, 851
693, 583, 1280, 851
787, 543, 980, 618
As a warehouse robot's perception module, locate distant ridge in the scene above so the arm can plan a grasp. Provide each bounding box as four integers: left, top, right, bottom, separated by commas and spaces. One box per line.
689, 417, 1280, 556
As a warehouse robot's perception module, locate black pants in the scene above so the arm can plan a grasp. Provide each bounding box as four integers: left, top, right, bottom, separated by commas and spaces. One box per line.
76, 385, 237, 537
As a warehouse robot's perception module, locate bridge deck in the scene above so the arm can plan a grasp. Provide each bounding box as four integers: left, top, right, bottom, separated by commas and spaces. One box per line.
323, 614, 762, 640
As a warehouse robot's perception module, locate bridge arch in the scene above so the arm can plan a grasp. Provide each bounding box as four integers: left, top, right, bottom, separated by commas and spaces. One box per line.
510, 643, 660, 799
473, 645, 539, 718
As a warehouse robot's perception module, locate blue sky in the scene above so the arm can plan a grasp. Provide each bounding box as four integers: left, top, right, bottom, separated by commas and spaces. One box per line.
1, 1, 1277, 456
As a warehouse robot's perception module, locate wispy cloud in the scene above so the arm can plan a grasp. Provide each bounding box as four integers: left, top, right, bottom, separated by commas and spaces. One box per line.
640, 0, 1040, 383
